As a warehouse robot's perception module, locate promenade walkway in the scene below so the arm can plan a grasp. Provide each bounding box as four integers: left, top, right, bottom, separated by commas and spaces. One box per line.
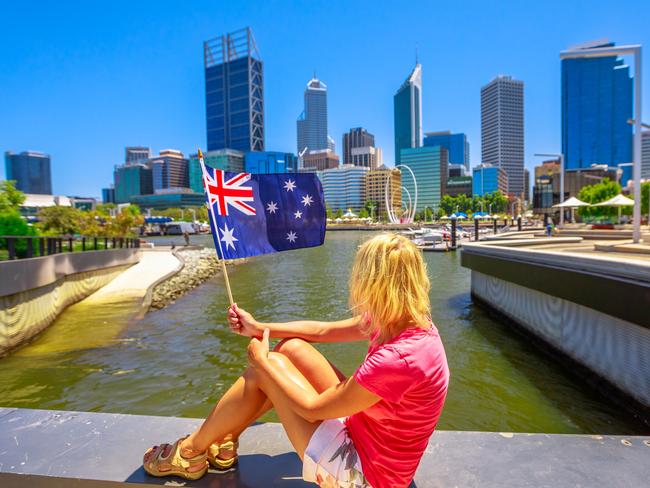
0, 408, 648, 487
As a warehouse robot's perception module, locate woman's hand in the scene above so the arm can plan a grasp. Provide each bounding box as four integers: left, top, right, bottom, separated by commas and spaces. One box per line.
227, 303, 261, 338
247, 328, 270, 369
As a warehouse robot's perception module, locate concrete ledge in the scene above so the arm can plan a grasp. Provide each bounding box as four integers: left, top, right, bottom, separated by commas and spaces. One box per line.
0, 249, 141, 297
1, 408, 649, 487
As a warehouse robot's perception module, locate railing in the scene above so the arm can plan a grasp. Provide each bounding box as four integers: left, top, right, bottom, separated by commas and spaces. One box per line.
0, 236, 141, 261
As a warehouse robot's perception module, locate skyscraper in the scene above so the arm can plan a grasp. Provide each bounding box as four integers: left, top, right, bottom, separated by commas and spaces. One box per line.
423, 131, 469, 172
244, 151, 298, 174
4, 151, 52, 195
472, 164, 509, 197
561, 40, 633, 185
400, 146, 447, 212
394, 64, 422, 164
150, 149, 188, 192
481, 75, 524, 196
125, 147, 151, 164
343, 128, 375, 165
204, 27, 264, 152
296, 77, 331, 155
318, 165, 368, 212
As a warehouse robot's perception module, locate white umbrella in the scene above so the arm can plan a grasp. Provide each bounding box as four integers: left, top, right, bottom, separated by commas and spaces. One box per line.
593, 194, 634, 224
553, 196, 590, 223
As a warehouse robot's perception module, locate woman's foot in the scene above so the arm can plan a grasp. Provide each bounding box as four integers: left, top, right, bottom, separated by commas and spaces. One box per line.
208, 439, 239, 470
142, 437, 208, 480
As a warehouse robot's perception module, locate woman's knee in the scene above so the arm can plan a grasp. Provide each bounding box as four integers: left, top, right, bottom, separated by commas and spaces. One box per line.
273, 337, 310, 358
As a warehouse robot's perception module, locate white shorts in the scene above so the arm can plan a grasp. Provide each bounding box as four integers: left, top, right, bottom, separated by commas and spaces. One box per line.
302, 418, 371, 487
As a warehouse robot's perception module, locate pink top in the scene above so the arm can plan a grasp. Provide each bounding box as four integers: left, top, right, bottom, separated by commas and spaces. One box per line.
345, 324, 449, 488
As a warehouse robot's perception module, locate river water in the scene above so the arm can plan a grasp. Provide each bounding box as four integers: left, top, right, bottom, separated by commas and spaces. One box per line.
0, 231, 646, 434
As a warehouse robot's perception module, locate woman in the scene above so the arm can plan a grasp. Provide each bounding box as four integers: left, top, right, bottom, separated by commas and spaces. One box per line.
143, 233, 449, 487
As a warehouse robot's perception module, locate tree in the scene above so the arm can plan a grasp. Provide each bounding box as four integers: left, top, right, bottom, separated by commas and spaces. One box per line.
0, 180, 26, 213
37, 206, 82, 235
334, 209, 343, 219
440, 195, 455, 215
358, 208, 369, 219
577, 179, 621, 221
641, 182, 650, 222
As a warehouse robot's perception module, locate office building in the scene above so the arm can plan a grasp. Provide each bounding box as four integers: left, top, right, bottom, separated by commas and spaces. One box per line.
302, 150, 339, 171
318, 165, 368, 212
394, 63, 422, 164
132, 188, 205, 210
188, 149, 245, 193
565, 166, 619, 198
102, 186, 116, 204
4, 151, 52, 195
350, 146, 382, 169
244, 151, 298, 174
364, 166, 402, 219
125, 147, 151, 164
562, 40, 633, 184
151, 149, 188, 192
472, 164, 509, 197
446, 176, 473, 197
424, 131, 469, 171
296, 76, 332, 155
532, 160, 561, 215
448, 164, 467, 178
481, 75, 524, 196
641, 130, 650, 179
114, 163, 153, 204
204, 27, 264, 152
343, 128, 375, 165
400, 146, 448, 213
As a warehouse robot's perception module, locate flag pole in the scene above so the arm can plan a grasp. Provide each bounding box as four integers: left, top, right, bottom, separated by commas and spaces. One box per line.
198, 148, 234, 306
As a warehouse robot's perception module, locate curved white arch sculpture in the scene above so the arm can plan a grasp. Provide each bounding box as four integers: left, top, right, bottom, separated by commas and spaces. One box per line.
385, 164, 418, 223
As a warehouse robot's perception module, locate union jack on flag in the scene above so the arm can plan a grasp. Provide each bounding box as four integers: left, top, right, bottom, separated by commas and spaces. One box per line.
199, 151, 326, 260
203, 169, 256, 216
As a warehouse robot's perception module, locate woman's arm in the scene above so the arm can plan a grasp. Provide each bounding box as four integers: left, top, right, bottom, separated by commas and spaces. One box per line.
249, 329, 380, 421
228, 304, 367, 343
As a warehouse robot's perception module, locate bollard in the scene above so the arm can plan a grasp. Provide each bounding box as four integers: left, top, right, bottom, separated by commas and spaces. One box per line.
26, 238, 33, 258
474, 217, 479, 241
94, 237, 98, 250
517, 215, 522, 232
493, 218, 498, 234
451, 216, 457, 249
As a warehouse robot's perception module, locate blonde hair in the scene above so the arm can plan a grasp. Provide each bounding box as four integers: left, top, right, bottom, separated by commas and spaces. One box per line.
349, 233, 431, 344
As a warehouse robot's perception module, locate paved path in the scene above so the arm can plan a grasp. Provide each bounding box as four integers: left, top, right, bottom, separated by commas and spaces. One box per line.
0, 408, 648, 487
87, 250, 182, 303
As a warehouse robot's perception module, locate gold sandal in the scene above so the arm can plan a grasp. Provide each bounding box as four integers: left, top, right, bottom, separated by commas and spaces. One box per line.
143, 436, 208, 480
208, 439, 239, 470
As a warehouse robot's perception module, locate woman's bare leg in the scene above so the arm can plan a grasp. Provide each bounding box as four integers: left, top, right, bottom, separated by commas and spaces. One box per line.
180, 339, 342, 455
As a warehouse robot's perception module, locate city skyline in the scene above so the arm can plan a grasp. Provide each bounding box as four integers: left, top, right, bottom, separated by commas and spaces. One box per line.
1, 1, 650, 197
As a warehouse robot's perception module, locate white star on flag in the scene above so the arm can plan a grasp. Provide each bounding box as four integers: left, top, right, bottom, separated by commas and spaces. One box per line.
286, 231, 297, 243
219, 222, 238, 250
294, 210, 303, 219
284, 179, 296, 192
301, 194, 313, 206
266, 201, 278, 214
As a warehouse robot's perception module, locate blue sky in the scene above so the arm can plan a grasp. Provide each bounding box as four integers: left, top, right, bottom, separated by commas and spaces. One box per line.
1, 0, 649, 197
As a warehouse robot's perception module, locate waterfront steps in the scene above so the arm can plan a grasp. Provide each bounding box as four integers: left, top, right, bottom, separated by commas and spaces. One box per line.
1, 408, 649, 487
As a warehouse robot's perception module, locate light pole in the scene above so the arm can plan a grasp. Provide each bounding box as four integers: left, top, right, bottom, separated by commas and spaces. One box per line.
561, 44, 642, 242
535, 153, 565, 225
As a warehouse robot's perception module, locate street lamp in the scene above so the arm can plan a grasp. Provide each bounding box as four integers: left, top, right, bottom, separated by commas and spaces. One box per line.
535, 153, 565, 225
561, 43, 643, 242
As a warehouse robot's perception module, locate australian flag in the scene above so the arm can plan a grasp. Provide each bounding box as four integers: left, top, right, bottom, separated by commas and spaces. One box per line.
200, 159, 326, 260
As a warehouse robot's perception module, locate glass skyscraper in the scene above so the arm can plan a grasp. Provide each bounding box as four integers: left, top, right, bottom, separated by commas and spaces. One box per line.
296, 77, 331, 155
317, 165, 368, 212
188, 149, 245, 194
561, 41, 633, 184
423, 131, 469, 172
400, 146, 447, 213
394, 64, 422, 164
204, 27, 264, 153
4, 151, 52, 195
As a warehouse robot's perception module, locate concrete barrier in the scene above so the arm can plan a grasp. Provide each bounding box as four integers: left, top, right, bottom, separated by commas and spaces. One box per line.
0, 408, 648, 487
461, 241, 650, 414
0, 249, 140, 356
